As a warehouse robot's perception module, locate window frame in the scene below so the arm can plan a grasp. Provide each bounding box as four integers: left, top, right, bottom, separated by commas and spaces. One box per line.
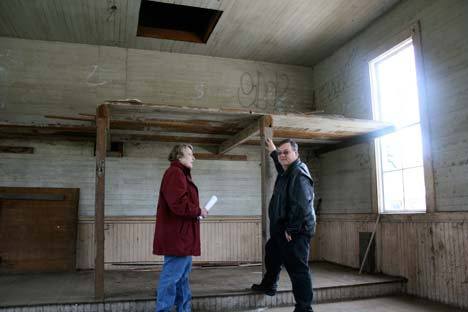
368, 22, 435, 214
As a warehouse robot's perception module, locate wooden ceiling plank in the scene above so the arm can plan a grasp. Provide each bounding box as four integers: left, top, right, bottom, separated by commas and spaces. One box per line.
314, 125, 395, 155
45, 115, 96, 122
113, 134, 224, 145
0, 132, 95, 142
272, 114, 392, 133
0, 0, 400, 66
193, 153, 247, 161
0, 146, 34, 154
44, 114, 244, 134
0, 123, 96, 134
110, 119, 240, 135
273, 129, 358, 140
106, 101, 265, 117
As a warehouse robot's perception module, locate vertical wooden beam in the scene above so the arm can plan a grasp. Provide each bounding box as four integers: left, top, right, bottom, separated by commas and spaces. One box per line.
94, 104, 109, 300
259, 115, 273, 274
412, 21, 436, 213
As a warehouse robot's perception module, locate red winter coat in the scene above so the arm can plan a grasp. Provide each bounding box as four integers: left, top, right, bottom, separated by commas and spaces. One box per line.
153, 160, 201, 256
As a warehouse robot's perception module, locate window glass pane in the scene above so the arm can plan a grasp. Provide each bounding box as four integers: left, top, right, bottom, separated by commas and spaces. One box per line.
401, 125, 424, 169
382, 170, 404, 211
374, 43, 421, 127
380, 125, 424, 173
380, 132, 403, 172
403, 166, 426, 211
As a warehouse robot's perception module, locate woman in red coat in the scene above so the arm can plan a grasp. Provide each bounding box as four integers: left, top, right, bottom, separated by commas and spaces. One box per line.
153, 144, 208, 312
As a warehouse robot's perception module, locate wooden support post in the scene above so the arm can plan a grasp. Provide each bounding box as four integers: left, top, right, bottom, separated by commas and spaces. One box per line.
259, 115, 273, 274
94, 104, 109, 300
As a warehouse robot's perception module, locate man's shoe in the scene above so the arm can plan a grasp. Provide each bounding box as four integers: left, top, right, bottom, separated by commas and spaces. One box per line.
251, 283, 277, 296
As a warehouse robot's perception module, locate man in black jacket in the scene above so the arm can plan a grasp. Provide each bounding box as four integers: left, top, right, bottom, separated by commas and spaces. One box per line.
252, 138, 315, 312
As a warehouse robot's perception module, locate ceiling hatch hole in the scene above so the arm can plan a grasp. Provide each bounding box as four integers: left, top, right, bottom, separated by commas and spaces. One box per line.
137, 1, 223, 44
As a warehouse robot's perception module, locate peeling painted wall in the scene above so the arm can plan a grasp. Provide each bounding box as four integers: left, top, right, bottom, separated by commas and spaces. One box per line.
315, 0, 468, 213
0, 139, 263, 216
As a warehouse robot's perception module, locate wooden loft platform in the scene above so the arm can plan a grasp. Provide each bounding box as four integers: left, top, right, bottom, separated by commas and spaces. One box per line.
0, 100, 394, 155
89, 100, 395, 299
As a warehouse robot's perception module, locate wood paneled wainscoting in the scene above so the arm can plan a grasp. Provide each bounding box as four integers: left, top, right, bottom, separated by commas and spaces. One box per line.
76, 216, 262, 269
315, 213, 468, 309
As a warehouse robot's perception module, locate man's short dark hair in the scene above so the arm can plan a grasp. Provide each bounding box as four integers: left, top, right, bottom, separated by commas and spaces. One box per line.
278, 138, 298, 152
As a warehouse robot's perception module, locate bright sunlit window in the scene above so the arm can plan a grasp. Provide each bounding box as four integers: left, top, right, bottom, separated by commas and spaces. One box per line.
369, 38, 426, 213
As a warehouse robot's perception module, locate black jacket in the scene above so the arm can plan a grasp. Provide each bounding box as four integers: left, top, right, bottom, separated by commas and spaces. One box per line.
268, 151, 316, 238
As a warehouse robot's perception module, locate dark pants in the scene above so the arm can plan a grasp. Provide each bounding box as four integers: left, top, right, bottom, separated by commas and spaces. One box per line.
261, 233, 313, 312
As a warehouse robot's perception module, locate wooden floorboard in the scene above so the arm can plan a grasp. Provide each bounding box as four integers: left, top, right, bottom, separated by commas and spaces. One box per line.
242, 295, 467, 312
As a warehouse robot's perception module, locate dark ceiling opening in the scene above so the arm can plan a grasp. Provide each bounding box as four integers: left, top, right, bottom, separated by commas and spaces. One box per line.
137, 0, 223, 44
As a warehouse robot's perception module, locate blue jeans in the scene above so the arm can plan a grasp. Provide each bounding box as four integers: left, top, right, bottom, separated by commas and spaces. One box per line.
156, 256, 192, 312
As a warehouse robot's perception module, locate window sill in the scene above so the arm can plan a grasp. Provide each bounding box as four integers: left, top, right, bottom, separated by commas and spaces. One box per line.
379, 211, 426, 215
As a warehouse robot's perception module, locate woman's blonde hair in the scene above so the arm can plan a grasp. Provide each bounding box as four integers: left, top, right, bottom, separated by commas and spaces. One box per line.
168, 144, 193, 161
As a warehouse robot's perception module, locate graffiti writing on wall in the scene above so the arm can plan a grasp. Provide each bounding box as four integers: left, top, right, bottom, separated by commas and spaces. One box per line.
194, 82, 206, 99
87, 65, 108, 87
237, 71, 289, 111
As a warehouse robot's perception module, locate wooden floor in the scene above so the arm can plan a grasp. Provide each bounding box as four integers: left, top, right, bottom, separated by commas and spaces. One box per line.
242, 296, 468, 312
0, 262, 399, 306
0, 262, 405, 311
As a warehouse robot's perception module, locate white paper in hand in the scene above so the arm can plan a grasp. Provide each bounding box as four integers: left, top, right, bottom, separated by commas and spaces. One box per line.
199, 195, 217, 219
204, 195, 217, 211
